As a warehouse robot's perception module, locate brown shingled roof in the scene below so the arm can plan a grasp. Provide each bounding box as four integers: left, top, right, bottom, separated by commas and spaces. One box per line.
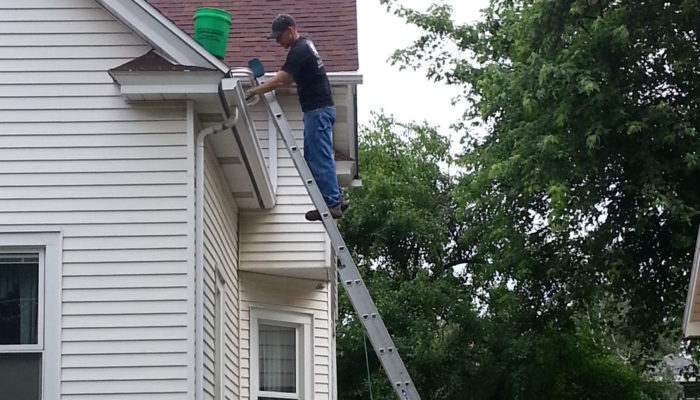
146, 1, 358, 73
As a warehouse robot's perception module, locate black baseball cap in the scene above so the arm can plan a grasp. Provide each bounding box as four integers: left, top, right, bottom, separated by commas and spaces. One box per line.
267, 14, 296, 39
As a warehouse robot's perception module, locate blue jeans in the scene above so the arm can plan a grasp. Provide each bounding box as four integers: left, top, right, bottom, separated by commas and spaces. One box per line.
303, 106, 340, 208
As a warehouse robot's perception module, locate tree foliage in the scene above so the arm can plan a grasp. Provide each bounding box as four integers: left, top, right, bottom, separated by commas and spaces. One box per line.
338, 113, 673, 399
338, 0, 700, 398
381, 0, 700, 356
337, 115, 478, 399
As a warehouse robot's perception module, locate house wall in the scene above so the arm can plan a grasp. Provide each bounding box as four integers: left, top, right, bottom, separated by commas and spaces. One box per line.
238, 92, 343, 399
240, 94, 332, 279
239, 271, 334, 400
0, 1, 194, 398
202, 144, 241, 399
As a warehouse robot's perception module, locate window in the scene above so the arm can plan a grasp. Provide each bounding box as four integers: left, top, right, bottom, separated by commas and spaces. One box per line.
259, 323, 296, 394
0, 232, 61, 400
0, 252, 42, 399
0, 252, 41, 345
250, 309, 312, 400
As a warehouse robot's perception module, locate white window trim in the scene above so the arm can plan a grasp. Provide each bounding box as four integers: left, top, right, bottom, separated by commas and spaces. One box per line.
250, 308, 313, 400
0, 231, 62, 399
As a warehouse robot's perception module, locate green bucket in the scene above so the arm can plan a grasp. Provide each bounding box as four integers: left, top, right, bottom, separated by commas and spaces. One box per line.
193, 7, 232, 59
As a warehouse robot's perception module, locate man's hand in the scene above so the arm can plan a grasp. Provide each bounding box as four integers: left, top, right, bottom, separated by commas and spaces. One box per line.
244, 88, 256, 101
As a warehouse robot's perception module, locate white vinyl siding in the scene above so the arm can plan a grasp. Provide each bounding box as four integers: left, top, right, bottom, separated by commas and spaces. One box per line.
240, 272, 333, 400
0, 1, 193, 399
203, 145, 241, 400
240, 94, 330, 278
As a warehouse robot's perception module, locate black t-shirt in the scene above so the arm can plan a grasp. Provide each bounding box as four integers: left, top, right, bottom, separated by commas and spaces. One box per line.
281, 37, 334, 112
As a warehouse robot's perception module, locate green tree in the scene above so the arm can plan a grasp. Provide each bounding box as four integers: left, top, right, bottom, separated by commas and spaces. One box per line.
382, 0, 700, 360
337, 114, 671, 399
337, 0, 700, 398
337, 114, 478, 399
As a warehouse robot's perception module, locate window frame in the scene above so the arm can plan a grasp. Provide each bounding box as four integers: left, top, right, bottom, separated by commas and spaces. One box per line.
0, 231, 62, 399
250, 308, 313, 400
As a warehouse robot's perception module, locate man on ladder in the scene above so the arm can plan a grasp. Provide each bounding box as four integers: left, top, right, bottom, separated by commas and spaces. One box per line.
244, 13, 421, 400
244, 13, 346, 221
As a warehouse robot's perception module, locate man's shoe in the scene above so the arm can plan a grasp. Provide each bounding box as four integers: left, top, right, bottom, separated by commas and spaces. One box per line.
305, 204, 343, 222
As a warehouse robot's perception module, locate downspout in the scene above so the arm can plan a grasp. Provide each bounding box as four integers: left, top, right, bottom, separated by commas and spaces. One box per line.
195, 98, 238, 400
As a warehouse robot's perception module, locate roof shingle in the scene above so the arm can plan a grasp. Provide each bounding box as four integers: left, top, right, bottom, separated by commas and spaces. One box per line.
146, 1, 358, 72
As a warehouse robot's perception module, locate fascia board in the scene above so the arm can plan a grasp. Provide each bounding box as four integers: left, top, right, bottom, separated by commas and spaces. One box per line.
111, 71, 223, 96
263, 71, 363, 85
97, 0, 229, 73
328, 72, 363, 85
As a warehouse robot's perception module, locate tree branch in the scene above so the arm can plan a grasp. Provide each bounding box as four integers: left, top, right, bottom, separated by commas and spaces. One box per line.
578, 21, 592, 37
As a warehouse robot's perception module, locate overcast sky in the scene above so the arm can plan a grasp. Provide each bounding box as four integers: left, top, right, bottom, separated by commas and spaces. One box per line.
356, 0, 488, 132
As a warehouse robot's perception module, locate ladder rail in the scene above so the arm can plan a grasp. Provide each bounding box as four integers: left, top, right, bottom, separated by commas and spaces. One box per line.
261, 91, 421, 400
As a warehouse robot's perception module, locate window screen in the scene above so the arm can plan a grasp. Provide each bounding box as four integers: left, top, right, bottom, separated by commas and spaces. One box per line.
259, 324, 297, 394
0, 353, 42, 400
0, 253, 39, 345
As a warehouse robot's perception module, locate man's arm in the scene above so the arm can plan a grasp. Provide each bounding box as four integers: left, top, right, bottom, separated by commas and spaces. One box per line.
244, 70, 293, 99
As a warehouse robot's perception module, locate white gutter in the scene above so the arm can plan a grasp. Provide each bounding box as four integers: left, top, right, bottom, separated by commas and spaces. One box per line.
195, 111, 239, 400
219, 78, 276, 209
262, 71, 363, 85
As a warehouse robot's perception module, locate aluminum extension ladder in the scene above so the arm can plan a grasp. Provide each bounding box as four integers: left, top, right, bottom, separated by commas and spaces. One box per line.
261, 91, 421, 400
